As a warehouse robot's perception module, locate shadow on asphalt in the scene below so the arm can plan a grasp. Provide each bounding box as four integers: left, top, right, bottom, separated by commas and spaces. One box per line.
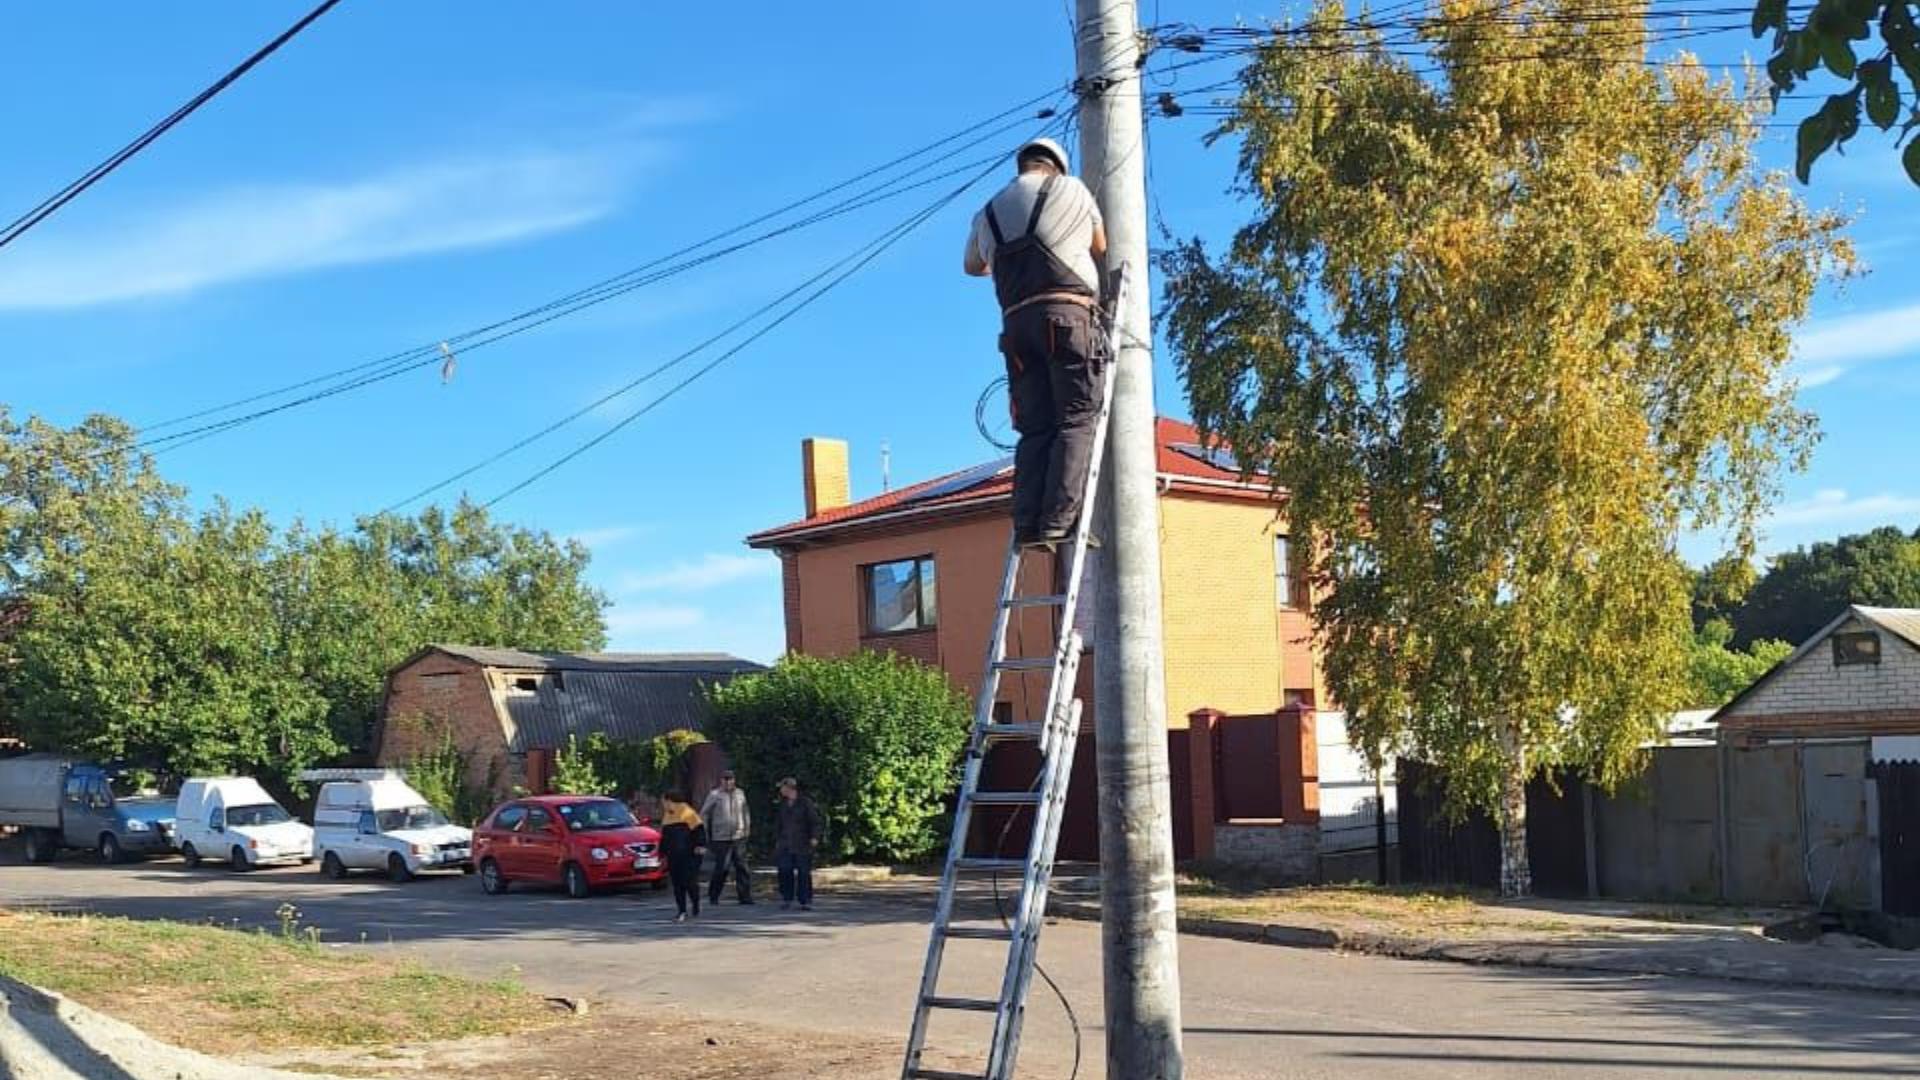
1336, 962, 1920, 1076
0, 845, 967, 950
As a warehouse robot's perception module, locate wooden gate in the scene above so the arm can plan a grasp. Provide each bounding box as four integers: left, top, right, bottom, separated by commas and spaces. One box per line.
1874, 761, 1920, 917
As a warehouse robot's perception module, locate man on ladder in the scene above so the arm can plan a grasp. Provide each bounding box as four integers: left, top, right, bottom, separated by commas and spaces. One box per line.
964, 137, 1108, 547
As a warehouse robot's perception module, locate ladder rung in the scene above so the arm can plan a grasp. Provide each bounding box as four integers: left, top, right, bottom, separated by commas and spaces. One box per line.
924, 995, 1001, 1013
1004, 593, 1066, 608
942, 925, 1014, 941
978, 722, 1045, 742
953, 857, 1025, 873
908, 1070, 988, 1080
968, 790, 1042, 806
993, 657, 1057, 672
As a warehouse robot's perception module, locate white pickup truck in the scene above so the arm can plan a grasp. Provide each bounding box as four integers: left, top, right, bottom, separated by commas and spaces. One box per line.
173, 776, 313, 870
303, 769, 472, 882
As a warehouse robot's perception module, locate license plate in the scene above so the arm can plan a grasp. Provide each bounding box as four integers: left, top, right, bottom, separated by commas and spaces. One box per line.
635, 855, 659, 868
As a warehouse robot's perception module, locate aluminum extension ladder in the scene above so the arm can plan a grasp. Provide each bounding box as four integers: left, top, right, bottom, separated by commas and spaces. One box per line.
901, 264, 1129, 1080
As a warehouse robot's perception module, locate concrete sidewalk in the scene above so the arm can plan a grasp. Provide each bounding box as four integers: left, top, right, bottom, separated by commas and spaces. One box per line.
843, 871, 1920, 998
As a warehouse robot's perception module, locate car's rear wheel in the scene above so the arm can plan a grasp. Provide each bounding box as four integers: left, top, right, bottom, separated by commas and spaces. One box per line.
98, 833, 123, 864
563, 862, 590, 899
180, 842, 201, 868
478, 858, 508, 894
23, 829, 56, 864
230, 845, 252, 872
387, 853, 414, 883
321, 851, 347, 880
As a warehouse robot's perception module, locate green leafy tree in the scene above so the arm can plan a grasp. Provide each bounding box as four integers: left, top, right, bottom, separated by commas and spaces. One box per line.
705, 651, 970, 863
399, 731, 497, 825
1687, 619, 1794, 706
1751, 0, 1920, 183
551, 734, 620, 796
634, 729, 708, 797
9, 502, 337, 787
282, 502, 607, 755
1692, 552, 1760, 631
1159, 0, 1850, 895
1731, 525, 1920, 644
1, 412, 608, 787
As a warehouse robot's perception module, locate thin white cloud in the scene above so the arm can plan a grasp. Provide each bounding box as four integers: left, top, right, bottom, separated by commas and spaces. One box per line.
0, 149, 646, 310
619, 552, 777, 593
603, 604, 705, 637
1790, 303, 1920, 386
1792, 364, 1846, 389
567, 525, 649, 550
1764, 488, 1920, 529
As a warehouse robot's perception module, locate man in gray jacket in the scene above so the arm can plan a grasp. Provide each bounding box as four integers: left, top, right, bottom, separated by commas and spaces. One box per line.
701, 770, 753, 905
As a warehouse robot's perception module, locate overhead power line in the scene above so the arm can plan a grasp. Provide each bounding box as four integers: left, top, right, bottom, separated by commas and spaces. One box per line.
126, 88, 1070, 456
0, 0, 343, 252
459, 112, 1067, 509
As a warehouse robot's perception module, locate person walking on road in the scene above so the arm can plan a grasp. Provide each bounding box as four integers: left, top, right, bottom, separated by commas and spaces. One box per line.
773, 777, 824, 912
658, 790, 707, 923
700, 770, 754, 905
963, 136, 1109, 547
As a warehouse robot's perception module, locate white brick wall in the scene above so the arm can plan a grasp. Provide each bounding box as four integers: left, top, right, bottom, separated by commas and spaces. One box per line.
1731, 616, 1920, 717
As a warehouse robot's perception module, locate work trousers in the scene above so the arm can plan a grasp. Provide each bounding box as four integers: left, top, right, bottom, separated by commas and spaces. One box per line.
776, 850, 815, 907
669, 857, 702, 916
706, 839, 753, 903
1001, 301, 1104, 538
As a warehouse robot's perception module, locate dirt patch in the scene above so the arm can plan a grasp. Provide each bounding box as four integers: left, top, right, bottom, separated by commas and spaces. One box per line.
0, 909, 554, 1056
1168, 880, 1784, 941
247, 1003, 961, 1079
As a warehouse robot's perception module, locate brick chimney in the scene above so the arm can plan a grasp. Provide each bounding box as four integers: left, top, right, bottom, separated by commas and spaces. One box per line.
801, 437, 850, 518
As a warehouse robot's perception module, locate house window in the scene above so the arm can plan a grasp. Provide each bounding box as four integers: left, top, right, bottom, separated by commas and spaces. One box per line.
864, 555, 938, 634
1276, 536, 1299, 609
509, 676, 541, 694
1833, 631, 1881, 667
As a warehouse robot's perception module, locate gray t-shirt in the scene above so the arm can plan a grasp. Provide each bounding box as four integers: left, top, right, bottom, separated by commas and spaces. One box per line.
967, 173, 1104, 294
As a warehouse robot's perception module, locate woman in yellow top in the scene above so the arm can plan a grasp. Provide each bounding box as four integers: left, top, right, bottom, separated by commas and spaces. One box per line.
657, 791, 707, 922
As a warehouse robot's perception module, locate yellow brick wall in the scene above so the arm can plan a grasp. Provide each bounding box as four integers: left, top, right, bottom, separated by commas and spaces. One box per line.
1158, 493, 1320, 729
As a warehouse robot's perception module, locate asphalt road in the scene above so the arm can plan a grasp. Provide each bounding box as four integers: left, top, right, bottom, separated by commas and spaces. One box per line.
3, 851, 1917, 1080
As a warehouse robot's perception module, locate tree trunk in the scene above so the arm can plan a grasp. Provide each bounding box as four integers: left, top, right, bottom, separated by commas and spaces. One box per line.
1497, 724, 1532, 899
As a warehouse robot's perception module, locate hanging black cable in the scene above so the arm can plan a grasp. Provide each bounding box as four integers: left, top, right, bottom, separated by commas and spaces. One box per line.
0, 0, 344, 252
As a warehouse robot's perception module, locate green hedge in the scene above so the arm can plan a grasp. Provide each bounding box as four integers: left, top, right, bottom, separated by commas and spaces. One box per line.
705, 651, 971, 863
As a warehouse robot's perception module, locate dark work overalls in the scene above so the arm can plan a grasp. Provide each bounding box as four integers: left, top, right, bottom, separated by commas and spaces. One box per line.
986, 175, 1105, 543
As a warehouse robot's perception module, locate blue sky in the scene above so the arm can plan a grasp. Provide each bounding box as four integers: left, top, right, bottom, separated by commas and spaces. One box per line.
4, 2, 1916, 664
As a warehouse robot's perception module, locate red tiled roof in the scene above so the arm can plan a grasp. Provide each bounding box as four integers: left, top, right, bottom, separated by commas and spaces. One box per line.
746, 417, 1263, 547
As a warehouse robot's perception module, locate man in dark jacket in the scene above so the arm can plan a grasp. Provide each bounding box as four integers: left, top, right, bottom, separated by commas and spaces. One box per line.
773, 776, 824, 911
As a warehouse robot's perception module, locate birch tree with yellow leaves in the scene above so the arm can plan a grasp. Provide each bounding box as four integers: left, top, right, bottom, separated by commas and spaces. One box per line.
1160, 0, 1853, 896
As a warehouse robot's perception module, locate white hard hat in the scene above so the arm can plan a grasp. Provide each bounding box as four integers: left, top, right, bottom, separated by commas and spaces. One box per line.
1015, 137, 1071, 174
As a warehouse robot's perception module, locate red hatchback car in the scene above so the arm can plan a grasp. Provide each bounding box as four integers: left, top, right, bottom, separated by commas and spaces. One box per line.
473, 795, 666, 898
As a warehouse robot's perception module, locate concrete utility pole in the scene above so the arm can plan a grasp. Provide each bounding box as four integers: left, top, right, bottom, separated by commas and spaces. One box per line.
1075, 1, 1186, 1077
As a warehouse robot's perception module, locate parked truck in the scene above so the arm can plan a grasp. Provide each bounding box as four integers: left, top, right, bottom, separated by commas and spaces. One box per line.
0, 754, 178, 863
173, 776, 312, 870
303, 769, 473, 881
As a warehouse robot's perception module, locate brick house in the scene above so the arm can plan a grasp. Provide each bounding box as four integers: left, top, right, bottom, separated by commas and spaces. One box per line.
746, 419, 1341, 876
373, 645, 763, 801
1714, 605, 1920, 749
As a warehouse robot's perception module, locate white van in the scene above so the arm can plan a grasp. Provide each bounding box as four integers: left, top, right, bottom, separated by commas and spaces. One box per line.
173, 777, 313, 870
303, 770, 472, 882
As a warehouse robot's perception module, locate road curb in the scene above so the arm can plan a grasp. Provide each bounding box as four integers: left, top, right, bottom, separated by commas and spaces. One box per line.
1044, 900, 1920, 998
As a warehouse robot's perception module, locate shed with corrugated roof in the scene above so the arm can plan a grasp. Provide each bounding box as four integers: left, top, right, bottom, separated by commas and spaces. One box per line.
373, 644, 763, 800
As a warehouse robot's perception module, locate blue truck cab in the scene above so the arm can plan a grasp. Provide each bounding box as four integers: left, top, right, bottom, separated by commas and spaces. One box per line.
0, 755, 177, 863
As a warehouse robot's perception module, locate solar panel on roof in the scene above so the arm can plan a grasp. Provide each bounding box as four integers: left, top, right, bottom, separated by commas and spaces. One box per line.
907, 456, 1014, 503
1170, 442, 1241, 472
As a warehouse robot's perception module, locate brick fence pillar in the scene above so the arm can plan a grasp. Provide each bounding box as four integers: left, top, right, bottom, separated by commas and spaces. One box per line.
1187, 708, 1223, 860
1278, 704, 1321, 824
